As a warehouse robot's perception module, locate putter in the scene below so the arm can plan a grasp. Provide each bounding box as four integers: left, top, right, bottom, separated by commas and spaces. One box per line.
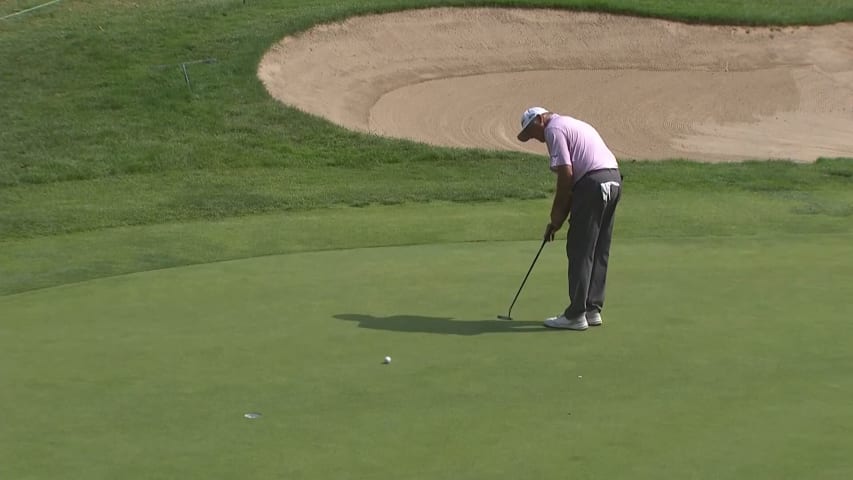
498, 238, 548, 320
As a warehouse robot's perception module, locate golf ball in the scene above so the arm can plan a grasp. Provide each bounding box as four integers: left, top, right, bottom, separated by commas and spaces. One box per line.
383, 356, 392, 364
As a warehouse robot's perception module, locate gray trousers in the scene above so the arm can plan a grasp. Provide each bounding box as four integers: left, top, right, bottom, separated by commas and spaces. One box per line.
563, 168, 622, 318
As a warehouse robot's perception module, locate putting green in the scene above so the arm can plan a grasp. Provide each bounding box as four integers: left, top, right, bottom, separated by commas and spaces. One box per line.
2, 236, 852, 479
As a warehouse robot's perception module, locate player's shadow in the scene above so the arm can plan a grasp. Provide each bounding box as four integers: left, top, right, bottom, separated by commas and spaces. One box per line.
333, 313, 543, 335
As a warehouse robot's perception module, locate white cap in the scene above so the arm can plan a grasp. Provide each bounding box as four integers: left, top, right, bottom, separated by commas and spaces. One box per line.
517, 107, 548, 141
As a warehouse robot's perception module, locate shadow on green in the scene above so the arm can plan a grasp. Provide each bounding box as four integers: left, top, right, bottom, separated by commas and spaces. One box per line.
334, 313, 543, 334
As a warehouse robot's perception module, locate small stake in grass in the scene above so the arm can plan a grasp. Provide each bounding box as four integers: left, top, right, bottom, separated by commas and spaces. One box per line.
181, 63, 192, 92
151, 58, 217, 93
498, 239, 548, 321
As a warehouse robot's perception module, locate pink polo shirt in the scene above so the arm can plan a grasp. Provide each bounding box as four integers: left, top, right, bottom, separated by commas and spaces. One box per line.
545, 114, 618, 183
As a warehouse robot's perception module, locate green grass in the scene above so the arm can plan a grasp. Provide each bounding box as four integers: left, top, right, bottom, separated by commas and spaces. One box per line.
2, 158, 851, 240
3, 188, 852, 296
2, 0, 853, 241
2, 236, 852, 479
2, 1, 853, 478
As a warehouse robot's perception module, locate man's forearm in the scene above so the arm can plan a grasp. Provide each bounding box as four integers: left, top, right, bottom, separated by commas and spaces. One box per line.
550, 191, 572, 227
549, 165, 574, 229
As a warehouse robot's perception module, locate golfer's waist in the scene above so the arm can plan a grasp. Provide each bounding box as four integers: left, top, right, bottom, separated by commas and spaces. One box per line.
573, 168, 621, 188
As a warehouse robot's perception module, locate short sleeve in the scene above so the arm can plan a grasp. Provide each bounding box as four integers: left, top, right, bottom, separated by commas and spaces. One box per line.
545, 126, 572, 172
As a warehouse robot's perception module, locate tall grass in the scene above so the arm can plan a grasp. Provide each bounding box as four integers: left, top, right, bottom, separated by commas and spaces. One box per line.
1, 0, 852, 241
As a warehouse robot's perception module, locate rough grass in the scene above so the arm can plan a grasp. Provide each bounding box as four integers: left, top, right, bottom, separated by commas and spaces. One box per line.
1, 157, 851, 240
2, 0, 853, 243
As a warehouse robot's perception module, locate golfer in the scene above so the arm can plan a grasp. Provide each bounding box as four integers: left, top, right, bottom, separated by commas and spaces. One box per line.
517, 107, 622, 330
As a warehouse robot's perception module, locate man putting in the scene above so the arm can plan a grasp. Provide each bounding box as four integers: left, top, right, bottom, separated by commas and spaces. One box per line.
517, 107, 622, 330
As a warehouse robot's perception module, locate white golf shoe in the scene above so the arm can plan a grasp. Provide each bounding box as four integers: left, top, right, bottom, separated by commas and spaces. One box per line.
545, 311, 602, 328
586, 311, 603, 326
544, 313, 588, 330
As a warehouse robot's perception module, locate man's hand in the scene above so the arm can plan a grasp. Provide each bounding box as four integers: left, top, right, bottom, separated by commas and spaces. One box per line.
544, 223, 560, 242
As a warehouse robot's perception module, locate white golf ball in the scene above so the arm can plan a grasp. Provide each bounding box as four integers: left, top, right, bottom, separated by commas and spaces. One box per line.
383, 356, 392, 364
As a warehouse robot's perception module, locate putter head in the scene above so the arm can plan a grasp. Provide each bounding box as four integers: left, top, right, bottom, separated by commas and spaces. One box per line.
497, 315, 513, 321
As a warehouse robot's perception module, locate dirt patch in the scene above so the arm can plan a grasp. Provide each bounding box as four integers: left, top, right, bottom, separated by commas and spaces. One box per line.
258, 8, 853, 162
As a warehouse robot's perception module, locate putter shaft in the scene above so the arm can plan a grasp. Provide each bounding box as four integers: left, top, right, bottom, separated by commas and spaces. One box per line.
499, 239, 547, 320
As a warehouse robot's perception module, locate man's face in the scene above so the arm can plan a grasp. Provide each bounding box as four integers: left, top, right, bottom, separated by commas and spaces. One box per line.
519, 115, 546, 143
527, 117, 546, 143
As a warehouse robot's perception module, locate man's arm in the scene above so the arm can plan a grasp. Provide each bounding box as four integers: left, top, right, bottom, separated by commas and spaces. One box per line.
544, 164, 574, 240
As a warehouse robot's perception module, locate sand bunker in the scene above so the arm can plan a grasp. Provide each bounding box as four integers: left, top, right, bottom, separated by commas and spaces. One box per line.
258, 8, 853, 162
